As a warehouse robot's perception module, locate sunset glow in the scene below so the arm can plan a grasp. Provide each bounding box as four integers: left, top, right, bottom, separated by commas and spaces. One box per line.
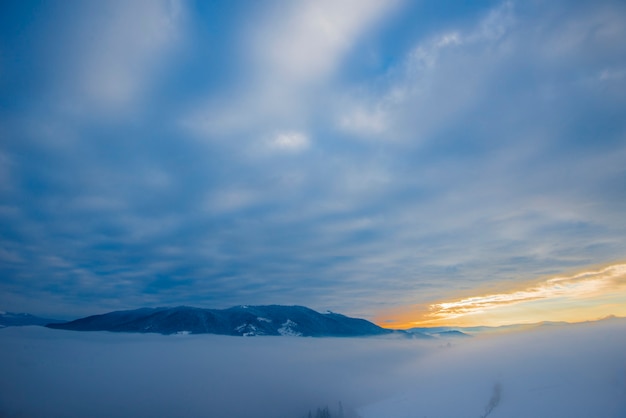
377, 263, 626, 328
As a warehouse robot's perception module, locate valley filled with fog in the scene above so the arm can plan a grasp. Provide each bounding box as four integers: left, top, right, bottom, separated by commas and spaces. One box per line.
1, 319, 625, 418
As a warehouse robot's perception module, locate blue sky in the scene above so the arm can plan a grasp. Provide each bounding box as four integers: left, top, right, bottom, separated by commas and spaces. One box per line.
1, 0, 625, 324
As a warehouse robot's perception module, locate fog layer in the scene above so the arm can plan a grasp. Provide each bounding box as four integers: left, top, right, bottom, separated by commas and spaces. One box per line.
1, 319, 625, 417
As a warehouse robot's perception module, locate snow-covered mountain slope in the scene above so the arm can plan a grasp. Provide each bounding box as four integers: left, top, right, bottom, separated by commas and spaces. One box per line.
46, 305, 395, 337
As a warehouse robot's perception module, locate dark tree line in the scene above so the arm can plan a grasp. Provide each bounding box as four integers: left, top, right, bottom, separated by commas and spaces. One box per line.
480, 382, 502, 418
306, 401, 345, 418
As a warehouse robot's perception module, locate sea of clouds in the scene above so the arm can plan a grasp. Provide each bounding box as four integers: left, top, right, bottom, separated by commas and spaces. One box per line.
1, 319, 625, 417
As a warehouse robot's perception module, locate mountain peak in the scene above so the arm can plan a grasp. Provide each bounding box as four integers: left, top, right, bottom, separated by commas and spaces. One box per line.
46, 305, 394, 337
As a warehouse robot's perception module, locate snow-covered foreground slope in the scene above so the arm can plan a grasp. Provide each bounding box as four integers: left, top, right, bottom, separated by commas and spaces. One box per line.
1, 319, 625, 417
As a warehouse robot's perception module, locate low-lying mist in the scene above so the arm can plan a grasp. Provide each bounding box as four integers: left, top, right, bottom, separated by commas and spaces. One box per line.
1, 319, 625, 418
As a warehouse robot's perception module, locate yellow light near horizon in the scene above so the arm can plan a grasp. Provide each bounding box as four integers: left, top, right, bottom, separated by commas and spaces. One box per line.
376, 262, 626, 328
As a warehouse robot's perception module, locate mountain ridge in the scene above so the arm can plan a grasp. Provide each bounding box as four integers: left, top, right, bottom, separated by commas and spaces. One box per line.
0, 312, 63, 328
45, 305, 398, 337
406, 315, 626, 336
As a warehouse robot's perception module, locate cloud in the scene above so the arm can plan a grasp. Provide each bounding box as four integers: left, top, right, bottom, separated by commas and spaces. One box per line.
47, 0, 184, 113
0, 151, 14, 192
267, 131, 311, 153
335, 1, 516, 142
338, 106, 388, 138
206, 188, 262, 214
599, 67, 626, 82
378, 263, 626, 327
1, 0, 626, 320
0, 248, 23, 264
433, 263, 626, 316
249, 0, 398, 86
180, 0, 398, 140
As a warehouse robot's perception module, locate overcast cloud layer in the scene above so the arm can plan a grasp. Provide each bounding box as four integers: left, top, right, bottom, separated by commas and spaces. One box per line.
1, 0, 626, 319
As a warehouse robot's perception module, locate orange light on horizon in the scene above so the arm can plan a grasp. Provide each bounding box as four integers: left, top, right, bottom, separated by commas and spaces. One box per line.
375, 262, 626, 329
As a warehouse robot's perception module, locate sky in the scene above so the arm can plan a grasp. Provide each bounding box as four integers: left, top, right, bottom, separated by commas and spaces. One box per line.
1, 0, 626, 327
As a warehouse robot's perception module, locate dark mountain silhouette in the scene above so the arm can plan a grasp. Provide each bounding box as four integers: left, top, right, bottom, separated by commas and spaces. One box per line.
0, 312, 63, 327
46, 305, 397, 337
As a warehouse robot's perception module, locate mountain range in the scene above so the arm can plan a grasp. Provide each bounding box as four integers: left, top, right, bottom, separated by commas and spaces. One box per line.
0, 311, 63, 327
406, 316, 626, 337
11, 306, 619, 337
45, 305, 397, 337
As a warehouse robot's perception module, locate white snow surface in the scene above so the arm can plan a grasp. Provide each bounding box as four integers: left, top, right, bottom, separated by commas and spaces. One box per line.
0, 318, 625, 418
235, 323, 263, 336
278, 319, 302, 336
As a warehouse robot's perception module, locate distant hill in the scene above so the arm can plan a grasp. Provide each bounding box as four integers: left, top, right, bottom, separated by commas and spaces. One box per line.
407, 317, 626, 337
0, 312, 63, 328
46, 305, 396, 337
432, 330, 471, 338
